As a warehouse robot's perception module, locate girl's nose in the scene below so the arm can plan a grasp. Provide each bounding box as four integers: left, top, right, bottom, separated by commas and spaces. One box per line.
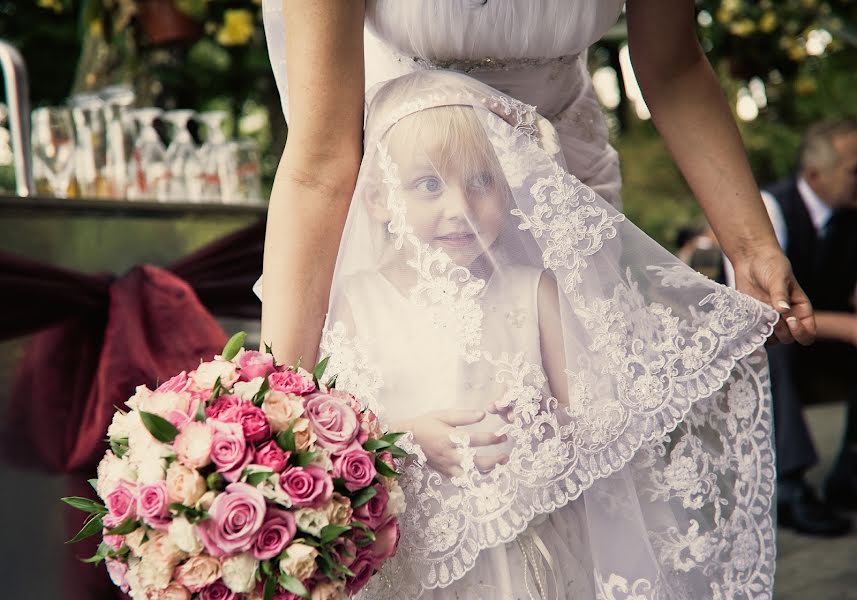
440, 184, 470, 219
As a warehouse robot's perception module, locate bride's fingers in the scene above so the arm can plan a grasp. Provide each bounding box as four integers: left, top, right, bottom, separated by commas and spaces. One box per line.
474, 454, 509, 472
436, 409, 486, 427
771, 319, 795, 345
468, 431, 507, 447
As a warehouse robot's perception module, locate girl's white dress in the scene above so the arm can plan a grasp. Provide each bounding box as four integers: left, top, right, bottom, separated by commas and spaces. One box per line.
258, 3, 779, 599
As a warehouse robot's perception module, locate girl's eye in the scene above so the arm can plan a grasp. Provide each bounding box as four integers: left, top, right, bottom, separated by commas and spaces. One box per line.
468, 172, 493, 190
414, 176, 442, 194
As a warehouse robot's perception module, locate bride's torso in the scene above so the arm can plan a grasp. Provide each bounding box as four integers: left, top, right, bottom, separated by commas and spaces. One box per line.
264, 0, 624, 120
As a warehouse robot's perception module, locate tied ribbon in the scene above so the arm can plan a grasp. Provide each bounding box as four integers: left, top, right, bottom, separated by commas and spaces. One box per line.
517, 527, 558, 600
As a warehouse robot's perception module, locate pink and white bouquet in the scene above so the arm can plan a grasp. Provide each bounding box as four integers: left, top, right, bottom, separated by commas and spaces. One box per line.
63, 332, 407, 600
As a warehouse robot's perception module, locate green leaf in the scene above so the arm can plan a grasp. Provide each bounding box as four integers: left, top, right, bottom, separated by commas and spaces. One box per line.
66, 515, 103, 544
246, 469, 274, 487
264, 342, 274, 356
194, 398, 207, 422
319, 524, 351, 545
276, 428, 296, 453
350, 520, 376, 542
350, 485, 378, 509
362, 439, 391, 452
81, 544, 108, 564
110, 438, 129, 459
278, 574, 310, 599
106, 519, 139, 535
294, 451, 318, 467
375, 457, 399, 478
261, 560, 274, 578
311, 355, 330, 387
222, 331, 247, 361
263, 575, 277, 600
252, 376, 271, 407
139, 411, 179, 444
61, 496, 107, 515
326, 375, 338, 389
206, 472, 225, 492
87, 479, 99, 493
210, 376, 224, 401
386, 444, 410, 459
381, 432, 406, 445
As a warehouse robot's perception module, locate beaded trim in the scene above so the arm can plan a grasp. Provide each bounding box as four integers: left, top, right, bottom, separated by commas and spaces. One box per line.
398, 53, 580, 74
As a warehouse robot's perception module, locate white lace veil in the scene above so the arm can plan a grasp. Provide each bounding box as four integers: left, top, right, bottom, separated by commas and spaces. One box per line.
264, 70, 779, 599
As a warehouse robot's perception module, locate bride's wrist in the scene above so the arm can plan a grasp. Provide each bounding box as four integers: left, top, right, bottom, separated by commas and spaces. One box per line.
724, 234, 781, 266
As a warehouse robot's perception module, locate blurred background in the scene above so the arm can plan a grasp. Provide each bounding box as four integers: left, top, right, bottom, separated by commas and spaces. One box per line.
0, 1, 856, 598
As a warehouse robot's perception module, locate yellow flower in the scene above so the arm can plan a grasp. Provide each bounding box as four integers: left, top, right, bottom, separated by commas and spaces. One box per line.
759, 12, 777, 33
216, 9, 255, 46
37, 0, 64, 13
729, 19, 756, 37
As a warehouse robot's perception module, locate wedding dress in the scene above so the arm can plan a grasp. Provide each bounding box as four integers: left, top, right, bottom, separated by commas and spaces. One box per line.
259, 3, 778, 599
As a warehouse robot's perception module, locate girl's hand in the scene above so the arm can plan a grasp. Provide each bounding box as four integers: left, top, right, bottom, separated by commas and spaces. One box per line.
401, 410, 507, 478
731, 245, 815, 345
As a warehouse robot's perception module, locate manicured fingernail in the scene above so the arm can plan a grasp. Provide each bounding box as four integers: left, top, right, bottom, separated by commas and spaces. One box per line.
777, 301, 790, 311
786, 316, 797, 326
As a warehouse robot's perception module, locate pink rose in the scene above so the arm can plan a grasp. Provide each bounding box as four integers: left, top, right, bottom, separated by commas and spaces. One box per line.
174, 421, 214, 469
237, 350, 277, 382
255, 440, 291, 473
292, 419, 317, 452
207, 395, 242, 421
158, 371, 192, 394
138, 481, 170, 529
221, 403, 271, 443
211, 423, 254, 482
198, 483, 266, 556
330, 536, 358, 568
333, 450, 376, 492
279, 466, 333, 508
199, 580, 236, 600
304, 393, 359, 452
253, 508, 297, 560
269, 371, 315, 395
359, 408, 384, 443
175, 555, 222, 592
105, 558, 129, 592
102, 530, 124, 552
104, 481, 137, 528
353, 484, 388, 529
369, 517, 400, 561
345, 548, 376, 595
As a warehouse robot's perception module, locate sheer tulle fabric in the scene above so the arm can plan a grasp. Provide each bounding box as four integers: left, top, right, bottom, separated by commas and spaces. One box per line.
269, 71, 779, 599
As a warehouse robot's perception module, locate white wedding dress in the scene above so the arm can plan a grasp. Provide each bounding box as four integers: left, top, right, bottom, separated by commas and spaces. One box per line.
259, 3, 778, 600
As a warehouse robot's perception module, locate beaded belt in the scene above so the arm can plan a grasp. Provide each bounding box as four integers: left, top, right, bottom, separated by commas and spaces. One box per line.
397, 53, 580, 74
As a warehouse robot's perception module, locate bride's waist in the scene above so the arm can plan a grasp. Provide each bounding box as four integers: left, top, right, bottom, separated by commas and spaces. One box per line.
394, 52, 587, 119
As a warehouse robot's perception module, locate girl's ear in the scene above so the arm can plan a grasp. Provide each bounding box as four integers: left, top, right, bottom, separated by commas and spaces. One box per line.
364, 181, 393, 222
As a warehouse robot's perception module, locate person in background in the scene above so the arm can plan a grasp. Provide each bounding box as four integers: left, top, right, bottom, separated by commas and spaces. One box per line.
675, 221, 726, 284
762, 119, 857, 536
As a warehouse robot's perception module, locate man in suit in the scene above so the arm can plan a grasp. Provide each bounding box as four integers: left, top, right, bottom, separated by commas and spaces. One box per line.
763, 119, 857, 536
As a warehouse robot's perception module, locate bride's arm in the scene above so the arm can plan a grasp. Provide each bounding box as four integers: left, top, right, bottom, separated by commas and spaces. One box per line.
625, 0, 814, 345
261, 1, 366, 363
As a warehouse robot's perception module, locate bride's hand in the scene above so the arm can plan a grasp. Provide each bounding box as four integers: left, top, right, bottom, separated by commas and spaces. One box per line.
400, 410, 507, 478
730, 244, 815, 345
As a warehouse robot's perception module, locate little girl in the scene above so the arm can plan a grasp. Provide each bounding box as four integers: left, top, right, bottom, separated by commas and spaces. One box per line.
268, 70, 779, 599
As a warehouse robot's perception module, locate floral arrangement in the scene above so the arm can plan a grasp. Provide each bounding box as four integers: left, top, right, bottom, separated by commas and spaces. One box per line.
63, 332, 407, 600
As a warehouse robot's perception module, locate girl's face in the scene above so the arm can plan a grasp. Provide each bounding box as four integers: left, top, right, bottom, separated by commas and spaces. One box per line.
388, 115, 509, 268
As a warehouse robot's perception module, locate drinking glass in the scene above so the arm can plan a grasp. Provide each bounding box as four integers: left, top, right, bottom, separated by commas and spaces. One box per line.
31, 107, 76, 197
163, 109, 202, 202
69, 93, 107, 197
197, 110, 229, 202
232, 138, 263, 204
127, 108, 168, 201
100, 85, 136, 198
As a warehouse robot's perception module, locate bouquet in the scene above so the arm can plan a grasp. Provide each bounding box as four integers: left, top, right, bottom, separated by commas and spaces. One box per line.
63, 332, 407, 600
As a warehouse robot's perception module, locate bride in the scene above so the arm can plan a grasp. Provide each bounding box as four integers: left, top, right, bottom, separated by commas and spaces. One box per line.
257, 2, 815, 599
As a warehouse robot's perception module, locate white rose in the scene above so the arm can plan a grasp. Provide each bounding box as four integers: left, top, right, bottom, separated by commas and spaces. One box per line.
125, 385, 153, 411
125, 529, 147, 557
174, 422, 213, 469
127, 412, 174, 457
168, 517, 203, 556
294, 508, 329, 537
96, 451, 135, 497
191, 360, 239, 390
107, 410, 134, 441
279, 543, 318, 580
385, 480, 407, 516
132, 454, 167, 485
308, 449, 333, 472
258, 477, 292, 508
221, 552, 259, 593
125, 557, 143, 597
138, 391, 190, 419
196, 490, 217, 511
232, 377, 265, 401
138, 555, 173, 591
